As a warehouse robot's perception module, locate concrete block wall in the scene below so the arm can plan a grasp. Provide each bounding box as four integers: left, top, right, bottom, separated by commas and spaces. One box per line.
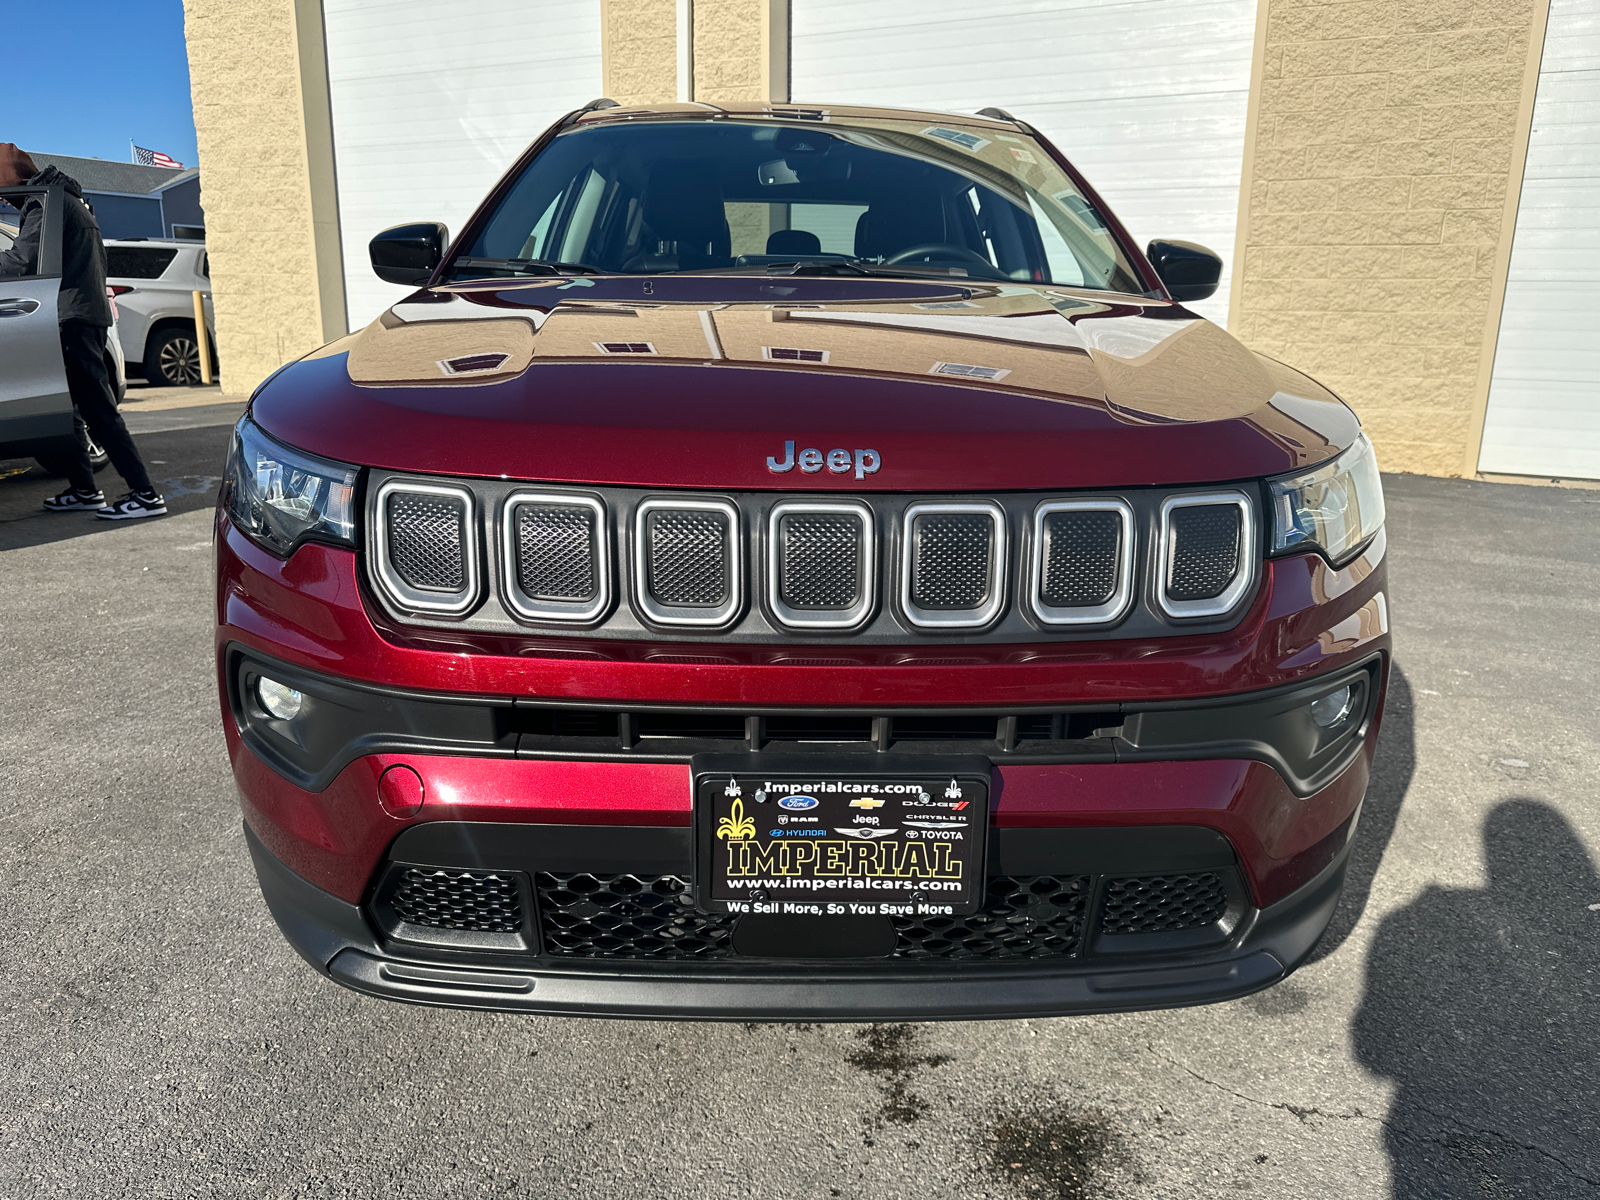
1230, 0, 1550, 476
602, 0, 677, 106
182, 0, 344, 396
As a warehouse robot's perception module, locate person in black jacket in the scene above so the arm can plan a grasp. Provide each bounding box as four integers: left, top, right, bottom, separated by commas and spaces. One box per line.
0, 143, 165, 518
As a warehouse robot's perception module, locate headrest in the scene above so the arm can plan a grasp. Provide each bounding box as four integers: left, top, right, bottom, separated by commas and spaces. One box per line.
766, 228, 823, 256
855, 195, 948, 259
640, 161, 726, 250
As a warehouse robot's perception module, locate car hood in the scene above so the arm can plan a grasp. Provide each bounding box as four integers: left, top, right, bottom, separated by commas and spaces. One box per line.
253, 276, 1359, 491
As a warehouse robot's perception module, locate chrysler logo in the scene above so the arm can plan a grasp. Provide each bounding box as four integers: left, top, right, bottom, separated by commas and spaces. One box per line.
766, 440, 882, 480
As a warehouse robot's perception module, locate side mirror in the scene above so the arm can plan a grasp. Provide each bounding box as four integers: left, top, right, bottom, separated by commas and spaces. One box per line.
1147, 239, 1222, 303
370, 222, 449, 286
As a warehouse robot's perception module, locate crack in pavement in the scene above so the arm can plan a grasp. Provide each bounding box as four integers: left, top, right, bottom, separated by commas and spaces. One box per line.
1149, 1043, 1600, 1188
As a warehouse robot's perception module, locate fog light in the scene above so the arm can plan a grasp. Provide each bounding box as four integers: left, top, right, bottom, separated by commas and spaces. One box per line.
257, 676, 304, 721
1310, 684, 1354, 728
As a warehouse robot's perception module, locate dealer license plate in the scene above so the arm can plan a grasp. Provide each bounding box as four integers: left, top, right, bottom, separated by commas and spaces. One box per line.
696, 771, 989, 917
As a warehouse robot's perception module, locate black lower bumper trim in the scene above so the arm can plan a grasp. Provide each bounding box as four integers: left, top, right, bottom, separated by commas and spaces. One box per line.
245, 822, 1350, 1021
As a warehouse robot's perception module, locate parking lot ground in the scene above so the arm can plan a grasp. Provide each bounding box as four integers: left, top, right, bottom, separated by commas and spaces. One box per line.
2, 471, 1598, 1199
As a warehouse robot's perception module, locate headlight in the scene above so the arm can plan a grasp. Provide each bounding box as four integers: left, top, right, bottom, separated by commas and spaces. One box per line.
1268, 433, 1385, 566
223, 417, 358, 557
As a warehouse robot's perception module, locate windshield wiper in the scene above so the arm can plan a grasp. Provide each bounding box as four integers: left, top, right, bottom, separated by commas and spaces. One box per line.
450, 256, 601, 278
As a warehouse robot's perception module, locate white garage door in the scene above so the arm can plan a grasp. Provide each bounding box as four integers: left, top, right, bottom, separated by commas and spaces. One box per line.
790, 0, 1257, 327
1478, 0, 1600, 481
323, 0, 603, 331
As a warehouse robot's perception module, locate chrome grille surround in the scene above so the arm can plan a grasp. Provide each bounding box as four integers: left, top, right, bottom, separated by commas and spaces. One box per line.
766, 499, 875, 630
1028, 499, 1135, 626
900, 501, 1007, 630
633, 497, 743, 627
370, 479, 479, 617
499, 491, 611, 624
1157, 491, 1256, 619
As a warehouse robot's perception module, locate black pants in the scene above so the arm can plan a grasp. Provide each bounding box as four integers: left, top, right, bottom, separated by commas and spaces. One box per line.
60, 320, 153, 496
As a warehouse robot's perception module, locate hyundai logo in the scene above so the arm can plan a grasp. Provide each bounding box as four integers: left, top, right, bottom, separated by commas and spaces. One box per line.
777, 795, 819, 810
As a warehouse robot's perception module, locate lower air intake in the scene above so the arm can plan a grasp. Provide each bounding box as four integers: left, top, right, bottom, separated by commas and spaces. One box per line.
1166, 505, 1242, 602
390, 867, 523, 933
1099, 872, 1228, 934
891, 875, 1088, 958
387, 492, 466, 592
536, 873, 736, 959
533, 874, 1090, 961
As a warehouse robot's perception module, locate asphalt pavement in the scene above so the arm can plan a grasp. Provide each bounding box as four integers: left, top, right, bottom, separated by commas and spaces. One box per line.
2, 447, 1597, 1199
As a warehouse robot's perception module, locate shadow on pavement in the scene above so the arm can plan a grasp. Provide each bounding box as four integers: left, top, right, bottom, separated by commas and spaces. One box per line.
1353, 799, 1600, 1197
1306, 661, 1417, 965
0, 422, 233, 552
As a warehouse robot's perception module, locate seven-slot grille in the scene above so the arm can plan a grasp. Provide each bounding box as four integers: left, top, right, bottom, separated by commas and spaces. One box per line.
1159, 493, 1254, 619
634, 498, 742, 627
768, 501, 875, 629
372, 480, 479, 616
1030, 500, 1134, 625
367, 479, 1259, 633
388, 493, 466, 591
501, 493, 609, 622
901, 502, 1006, 629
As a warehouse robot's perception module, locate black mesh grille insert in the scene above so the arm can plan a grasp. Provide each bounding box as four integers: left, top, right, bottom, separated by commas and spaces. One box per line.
387, 492, 467, 592
778, 513, 862, 608
647, 509, 729, 607
390, 867, 522, 932
910, 513, 993, 610
1040, 509, 1121, 607
533, 874, 1090, 961
1100, 873, 1228, 934
891, 875, 1088, 958
1167, 505, 1242, 602
515, 504, 597, 601
536, 873, 736, 958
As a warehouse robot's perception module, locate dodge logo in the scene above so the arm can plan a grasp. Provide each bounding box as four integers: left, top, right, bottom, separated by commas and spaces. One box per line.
766, 440, 882, 480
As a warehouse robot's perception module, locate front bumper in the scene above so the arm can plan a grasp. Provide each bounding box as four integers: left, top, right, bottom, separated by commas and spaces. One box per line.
246, 816, 1353, 1021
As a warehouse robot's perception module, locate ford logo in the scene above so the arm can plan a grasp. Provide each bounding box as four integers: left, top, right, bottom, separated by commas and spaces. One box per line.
778, 795, 819, 810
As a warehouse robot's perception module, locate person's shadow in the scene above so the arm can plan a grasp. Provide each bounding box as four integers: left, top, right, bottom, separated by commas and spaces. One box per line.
1305, 662, 1417, 965
1353, 799, 1600, 1196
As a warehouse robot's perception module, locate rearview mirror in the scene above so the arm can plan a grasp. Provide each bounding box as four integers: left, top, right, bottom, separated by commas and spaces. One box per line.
1147, 239, 1222, 303
370, 222, 449, 286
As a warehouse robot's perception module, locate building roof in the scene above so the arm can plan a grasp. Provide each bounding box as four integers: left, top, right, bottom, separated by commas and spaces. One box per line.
27, 152, 199, 196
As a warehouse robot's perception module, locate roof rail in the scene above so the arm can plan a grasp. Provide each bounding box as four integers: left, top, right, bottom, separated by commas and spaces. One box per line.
976, 107, 1019, 123
562, 98, 621, 126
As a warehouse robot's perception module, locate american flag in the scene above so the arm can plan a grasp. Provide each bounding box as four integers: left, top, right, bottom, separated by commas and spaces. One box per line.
133, 144, 183, 170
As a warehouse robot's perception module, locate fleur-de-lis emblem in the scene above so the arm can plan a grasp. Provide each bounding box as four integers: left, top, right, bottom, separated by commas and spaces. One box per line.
724, 779, 742, 798
945, 779, 963, 799
716, 798, 756, 842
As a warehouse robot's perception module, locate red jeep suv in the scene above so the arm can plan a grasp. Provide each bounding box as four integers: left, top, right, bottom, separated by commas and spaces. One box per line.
217, 100, 1388, 1020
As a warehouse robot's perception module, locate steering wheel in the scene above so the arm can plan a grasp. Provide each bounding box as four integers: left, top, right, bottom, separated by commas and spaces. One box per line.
883, 242, 995, 268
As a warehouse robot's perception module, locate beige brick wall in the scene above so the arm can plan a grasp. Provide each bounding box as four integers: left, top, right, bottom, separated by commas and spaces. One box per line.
182, 0, 344, 395
1230, 0, 1550, 476
602, 0, 677, 106
694, 0, 787, 103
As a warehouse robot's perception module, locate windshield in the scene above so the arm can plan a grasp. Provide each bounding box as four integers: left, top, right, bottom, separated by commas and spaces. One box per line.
451, 117, 1145, 292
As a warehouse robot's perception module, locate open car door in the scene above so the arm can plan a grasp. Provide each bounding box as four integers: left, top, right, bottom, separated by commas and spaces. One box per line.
0, 184, 72, 457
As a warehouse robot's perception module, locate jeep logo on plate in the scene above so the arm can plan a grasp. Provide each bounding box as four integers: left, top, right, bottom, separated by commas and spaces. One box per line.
766, 440, 881, 480
777, 795, 819, 810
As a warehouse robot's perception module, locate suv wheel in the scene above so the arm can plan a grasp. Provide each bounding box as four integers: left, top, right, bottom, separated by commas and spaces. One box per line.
150, 326, 206, 386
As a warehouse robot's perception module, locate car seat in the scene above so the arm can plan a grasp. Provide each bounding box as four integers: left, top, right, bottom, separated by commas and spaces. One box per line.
623, 161, 731, 271
765, 228, 823, 256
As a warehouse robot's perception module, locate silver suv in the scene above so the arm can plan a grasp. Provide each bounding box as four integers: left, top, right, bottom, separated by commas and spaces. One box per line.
104, 238, 216, 386
1, 211, 126, 476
